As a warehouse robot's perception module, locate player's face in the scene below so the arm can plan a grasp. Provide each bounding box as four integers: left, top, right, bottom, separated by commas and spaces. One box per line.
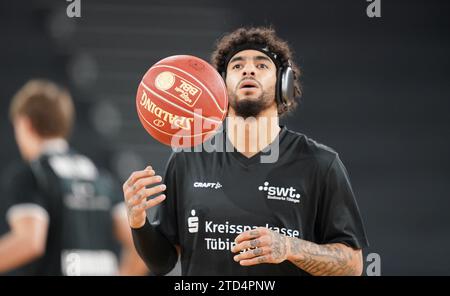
225, 50, 277, 118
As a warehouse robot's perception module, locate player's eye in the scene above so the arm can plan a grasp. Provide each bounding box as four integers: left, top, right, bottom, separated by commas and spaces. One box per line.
257, 63, 269, 69
232, 64, 242, 70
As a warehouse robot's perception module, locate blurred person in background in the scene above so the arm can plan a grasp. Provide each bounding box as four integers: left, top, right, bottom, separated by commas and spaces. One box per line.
0, 79, 148, 275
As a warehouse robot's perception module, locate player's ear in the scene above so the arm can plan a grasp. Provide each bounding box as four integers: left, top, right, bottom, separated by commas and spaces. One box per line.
20, 116, 39, 138
13, 116, 27, 136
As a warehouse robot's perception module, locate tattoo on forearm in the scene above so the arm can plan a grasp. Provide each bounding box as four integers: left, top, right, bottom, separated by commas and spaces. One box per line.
289, 239, 360, 276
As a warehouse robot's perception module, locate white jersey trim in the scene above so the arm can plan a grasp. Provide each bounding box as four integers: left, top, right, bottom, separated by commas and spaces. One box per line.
6, 203, 50, 224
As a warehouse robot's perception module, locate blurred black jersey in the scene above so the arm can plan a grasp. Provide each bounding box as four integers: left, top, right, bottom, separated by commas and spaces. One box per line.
2, 140, 123, 275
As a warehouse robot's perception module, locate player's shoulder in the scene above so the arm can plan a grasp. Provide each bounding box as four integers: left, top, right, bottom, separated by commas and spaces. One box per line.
284, 127, 338, 167
1, 160, 38, 202
165, 148, 195, 168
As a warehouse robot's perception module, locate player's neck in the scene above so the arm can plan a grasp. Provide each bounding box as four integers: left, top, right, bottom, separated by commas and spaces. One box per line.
226, 106, 280, 158
20, 137, 44, 162
22, 137, 68, 162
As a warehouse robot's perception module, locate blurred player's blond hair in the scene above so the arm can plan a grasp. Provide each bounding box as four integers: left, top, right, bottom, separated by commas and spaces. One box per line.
9, 79, 74, 139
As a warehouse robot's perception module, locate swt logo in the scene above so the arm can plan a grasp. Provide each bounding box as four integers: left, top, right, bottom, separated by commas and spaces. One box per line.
258, 181, 301, 204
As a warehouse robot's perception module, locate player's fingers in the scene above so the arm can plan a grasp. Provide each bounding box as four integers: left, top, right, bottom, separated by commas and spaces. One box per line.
234, 227, 267, 245
238, 255, 269, 266
122, 166, 154, 191
133, 175, 163, 192
141, 194, 166, 211
125, 167, 155, 188
231, 236, 268, 253
233, 247, 269, 262
127, 184, 167, 207
145, 183, 167, 197
124, 175, 163, 197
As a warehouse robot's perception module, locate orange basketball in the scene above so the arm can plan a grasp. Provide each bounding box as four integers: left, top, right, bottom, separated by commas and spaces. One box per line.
136, 55, 228, 148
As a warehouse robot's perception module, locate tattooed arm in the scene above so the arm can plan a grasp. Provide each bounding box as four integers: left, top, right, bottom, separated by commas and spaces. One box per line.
287, 238, 363, 276
231, 227, 363, 276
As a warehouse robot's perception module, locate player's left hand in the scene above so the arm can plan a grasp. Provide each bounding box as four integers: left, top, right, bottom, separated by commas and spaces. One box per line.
231, 227, 290, 266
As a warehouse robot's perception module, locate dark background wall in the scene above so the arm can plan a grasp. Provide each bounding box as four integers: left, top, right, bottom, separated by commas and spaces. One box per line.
1, 0, 449, 275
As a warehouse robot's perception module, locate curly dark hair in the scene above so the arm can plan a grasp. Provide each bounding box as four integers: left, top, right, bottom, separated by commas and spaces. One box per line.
211, 27, 302, 116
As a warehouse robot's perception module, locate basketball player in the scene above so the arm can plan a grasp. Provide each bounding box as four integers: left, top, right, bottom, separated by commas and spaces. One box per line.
124, 27, 369, 276
0, 80, 147, 275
